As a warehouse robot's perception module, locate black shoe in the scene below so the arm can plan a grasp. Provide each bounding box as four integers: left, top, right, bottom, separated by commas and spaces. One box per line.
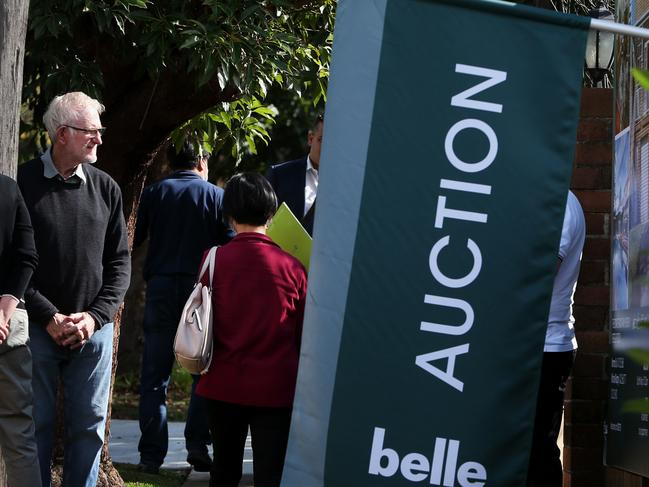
187, 450, 212, 472
137, 462, 160, 475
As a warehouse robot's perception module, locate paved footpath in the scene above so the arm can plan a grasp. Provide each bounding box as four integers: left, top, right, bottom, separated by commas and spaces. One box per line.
109, 419, 253, 486
111, 419, 564, 486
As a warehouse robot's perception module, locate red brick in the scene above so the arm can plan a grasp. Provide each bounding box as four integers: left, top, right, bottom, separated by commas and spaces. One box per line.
564, 399, 606, 424
578, 260, 607, 285
574, 305, 609, 331
577, 118, 613, 142
565, 467, 607, 487
582, 237, 610, 260
606, 466, 649, 487
575, 331, 609, 353
583, 213, 608, 236
566, 87, 615, 487
563, 423, 605, 448
564, 445, 604, 473
571, 167, 605, 189
574, 143, 613, 165
571, 353, 606, 378
573, 190, 611, 212
574, 285, 610, 306
567, 377, 609, 400
601, 165, 612, 189
579, 87, 614, 118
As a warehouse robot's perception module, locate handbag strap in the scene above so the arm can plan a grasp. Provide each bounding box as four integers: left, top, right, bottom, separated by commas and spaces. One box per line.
198, 246, 218, 288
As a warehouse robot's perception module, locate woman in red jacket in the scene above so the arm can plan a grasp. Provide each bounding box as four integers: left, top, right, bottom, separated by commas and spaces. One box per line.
196, 172, 307, 487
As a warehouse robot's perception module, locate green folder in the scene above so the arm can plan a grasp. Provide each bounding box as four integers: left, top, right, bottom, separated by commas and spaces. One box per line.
267, 202, 313, 270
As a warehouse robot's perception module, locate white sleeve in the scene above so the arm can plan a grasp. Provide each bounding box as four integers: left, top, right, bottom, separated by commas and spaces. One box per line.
559, 193, 585, 260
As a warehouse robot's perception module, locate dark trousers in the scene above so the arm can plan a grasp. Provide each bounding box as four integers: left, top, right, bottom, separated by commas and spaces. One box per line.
0, 345, 41, 487
206, 399, 292, 487
138, 275, 211, 466
527, 351, 575, 487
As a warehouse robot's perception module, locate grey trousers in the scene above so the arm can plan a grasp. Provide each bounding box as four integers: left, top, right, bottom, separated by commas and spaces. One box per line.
0, 345, 41, 487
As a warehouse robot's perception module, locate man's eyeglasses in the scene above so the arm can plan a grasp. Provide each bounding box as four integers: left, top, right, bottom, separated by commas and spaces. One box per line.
62, 125, 106, 137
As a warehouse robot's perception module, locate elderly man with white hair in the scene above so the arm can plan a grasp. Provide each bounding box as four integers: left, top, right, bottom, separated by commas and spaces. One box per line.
18, 91, 131, 487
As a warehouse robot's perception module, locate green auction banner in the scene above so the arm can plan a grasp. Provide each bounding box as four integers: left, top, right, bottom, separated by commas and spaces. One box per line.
282, 1, 589, 486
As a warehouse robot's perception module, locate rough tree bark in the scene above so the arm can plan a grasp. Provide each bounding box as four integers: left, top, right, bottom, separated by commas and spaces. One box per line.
0, 0, 29, 178
0, 0, 31, 485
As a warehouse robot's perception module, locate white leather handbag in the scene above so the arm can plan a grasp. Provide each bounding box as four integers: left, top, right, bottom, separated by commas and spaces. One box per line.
174, 246, 217, 375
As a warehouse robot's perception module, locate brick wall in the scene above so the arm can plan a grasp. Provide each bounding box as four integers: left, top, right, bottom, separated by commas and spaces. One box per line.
564, 87, 612, 487
564, 88, 649, 487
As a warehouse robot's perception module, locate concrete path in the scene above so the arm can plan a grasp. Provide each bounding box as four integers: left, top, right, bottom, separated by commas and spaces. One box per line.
182, 471, 253, 486
110, 419, 564, 486
109, 419, 253, 485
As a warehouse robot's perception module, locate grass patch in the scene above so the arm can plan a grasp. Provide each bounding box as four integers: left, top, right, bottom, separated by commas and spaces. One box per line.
116, 463, 189, 487
113, 365, 193, 421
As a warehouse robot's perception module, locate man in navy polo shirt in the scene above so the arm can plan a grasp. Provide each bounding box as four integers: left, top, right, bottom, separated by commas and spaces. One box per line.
134, 141, 233, 473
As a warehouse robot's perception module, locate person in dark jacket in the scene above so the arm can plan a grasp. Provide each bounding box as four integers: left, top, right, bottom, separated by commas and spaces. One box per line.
134, 141, 233, 473
196, 172, 307, 487
18, 91, 131, 487
266, 114, 323, 236
0, 174, 40, 486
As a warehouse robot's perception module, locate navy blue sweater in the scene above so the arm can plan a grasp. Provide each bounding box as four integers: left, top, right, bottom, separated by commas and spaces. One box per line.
134, 170, 233, 280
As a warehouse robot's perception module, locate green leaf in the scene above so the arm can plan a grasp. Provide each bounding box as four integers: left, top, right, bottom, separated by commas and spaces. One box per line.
637, 320, 649, 329
198, 54, 217, 87
250, 126, 270, 140
217, 71, 226, 90
632, 68, 649, 92
258, 77, 267, 97
221, 112, 232, 130
115, 16, 126, 35
622, 398, 649, 414
179, 36, 200, 49
240, 5, 261, 21
627, 348, 649, 366
245, 134, 257, 155
252, 106, 276, 119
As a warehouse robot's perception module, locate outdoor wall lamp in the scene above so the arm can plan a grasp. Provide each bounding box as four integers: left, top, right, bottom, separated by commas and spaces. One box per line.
585, 5, 615, 86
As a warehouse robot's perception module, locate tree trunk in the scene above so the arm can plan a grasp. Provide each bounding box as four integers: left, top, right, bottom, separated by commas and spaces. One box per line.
0, 0, 30, 485
97, 307, 126, 487
0, 0, 29, 178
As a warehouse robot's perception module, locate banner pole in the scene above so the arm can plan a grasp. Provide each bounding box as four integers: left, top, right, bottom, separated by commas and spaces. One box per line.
590, 18, 649, 39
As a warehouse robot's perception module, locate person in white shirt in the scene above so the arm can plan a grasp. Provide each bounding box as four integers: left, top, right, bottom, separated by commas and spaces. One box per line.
527, 190, 585, 487
265, 114, 323, 236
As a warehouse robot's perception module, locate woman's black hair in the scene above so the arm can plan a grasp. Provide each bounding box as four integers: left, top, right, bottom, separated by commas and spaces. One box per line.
223, 172, 278, 226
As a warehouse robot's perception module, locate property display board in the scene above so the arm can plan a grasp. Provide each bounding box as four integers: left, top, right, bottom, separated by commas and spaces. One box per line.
281, 1, 589, 486
606, 1, 649, 473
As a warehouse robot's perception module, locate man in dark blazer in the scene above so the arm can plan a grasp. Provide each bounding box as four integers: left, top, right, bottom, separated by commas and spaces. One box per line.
0, 174, 41, 486
266, 114, 323, 236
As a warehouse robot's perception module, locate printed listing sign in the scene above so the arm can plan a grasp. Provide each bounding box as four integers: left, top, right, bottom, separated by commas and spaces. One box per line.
605, 124, 649, 477
282, 1, 589, 486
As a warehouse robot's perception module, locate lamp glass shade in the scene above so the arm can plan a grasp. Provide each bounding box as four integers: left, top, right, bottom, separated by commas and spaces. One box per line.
598, 31, 615, 70
585, 30, 598, 68
585, 7, 615, 71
